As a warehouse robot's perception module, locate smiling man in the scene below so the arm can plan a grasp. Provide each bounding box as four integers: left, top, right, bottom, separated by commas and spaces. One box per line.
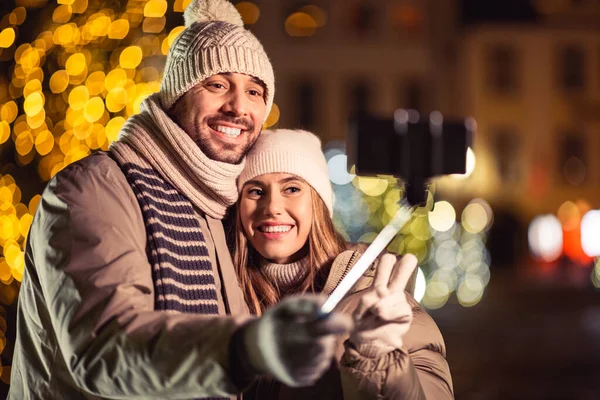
9, 1, 353, 399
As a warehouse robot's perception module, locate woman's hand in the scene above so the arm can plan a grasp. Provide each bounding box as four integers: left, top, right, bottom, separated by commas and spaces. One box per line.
349, 253, 418, 357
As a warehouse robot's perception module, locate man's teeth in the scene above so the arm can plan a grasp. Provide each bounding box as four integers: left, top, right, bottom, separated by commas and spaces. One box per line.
261, 225, 292, 233
216, 125, 242, 137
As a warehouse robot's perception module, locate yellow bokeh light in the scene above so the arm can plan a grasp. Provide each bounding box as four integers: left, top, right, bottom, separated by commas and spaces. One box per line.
383, 188, 402, 216
83, 97, 105, 123
58, 0, 75, 5
69, 66, 88, 86
235, 2, 260, 25
263, 103, 280, 128
1, 101, 18, 124
0, 188, 12, 204
3, 242, 22, 267
86, 124, 106, 150
9, 7, 27, 25
119, 46, 143, 69
89, 15, 111, 37
166, 26, 185, 48
300, 5, 327, 27
85, 71, 106, 96
0, 28, 16, 49
53, 4, 72, 23
15, 131, 34, 156
29, 195, 41, 215
108, 19, 129, 40
285, 12, 317, 37
144, 0, 168, 17
105, 87, 128, 112
20, 48, 42, 71
49, 70, 70, 93
0, 121, 11, 145
72, 117, 93, 140
26, 108, 46, 130
64, 144, 90, 166
356, 176, 388, 197
14, 43, 31, 64
143, 16, 166, 33
71, 0, 88, 14
105, 116, 126, 142
23, 92, 44, 116
174, 0, 193, 12
35, 130, 54, 155
53, 24, 76, 46
23, 79, 42, 98
68, 86, 89, 110
65, 53, 87, 76
105, 68, 128, 91
19, 214, 33, 238
0, 260, 11, 282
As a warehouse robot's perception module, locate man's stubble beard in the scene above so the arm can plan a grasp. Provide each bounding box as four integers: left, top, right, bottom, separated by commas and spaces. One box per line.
195, 126, 263, 165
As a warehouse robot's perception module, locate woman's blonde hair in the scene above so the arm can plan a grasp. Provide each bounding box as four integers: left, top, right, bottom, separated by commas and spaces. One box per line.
233, 184, 346, 315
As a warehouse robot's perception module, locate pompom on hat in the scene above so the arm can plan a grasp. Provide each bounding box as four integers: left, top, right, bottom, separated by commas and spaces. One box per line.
160, 0, 275, 116
238, 129, 334, 217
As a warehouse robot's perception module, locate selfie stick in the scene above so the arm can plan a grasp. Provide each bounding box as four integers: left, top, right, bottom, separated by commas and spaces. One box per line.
320, 198, 414, 314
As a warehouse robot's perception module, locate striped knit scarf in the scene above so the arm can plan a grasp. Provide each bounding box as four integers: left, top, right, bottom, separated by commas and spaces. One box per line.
117, 156, 220, 314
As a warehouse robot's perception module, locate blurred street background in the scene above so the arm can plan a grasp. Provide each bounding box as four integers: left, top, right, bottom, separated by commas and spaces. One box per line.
1, 0, 600, 398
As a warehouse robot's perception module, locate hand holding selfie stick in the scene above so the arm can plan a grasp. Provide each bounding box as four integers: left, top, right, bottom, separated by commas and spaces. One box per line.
321, 197, 414, 313
320, 110, 473, 315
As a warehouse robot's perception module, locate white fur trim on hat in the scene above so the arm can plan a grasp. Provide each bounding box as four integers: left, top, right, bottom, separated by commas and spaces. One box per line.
238, 129, 334, 217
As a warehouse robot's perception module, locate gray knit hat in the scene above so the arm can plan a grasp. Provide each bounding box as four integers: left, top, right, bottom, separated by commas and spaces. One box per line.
159, 0, 275, 116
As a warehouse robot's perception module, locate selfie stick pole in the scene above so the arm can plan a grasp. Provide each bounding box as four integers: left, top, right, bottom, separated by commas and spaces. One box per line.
320, 197, 415, 314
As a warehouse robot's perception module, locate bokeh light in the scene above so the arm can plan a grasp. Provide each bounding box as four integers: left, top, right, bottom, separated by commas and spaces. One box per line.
581, 210, 600, 257
528, 214, 563, 262
429, 201, 456, 232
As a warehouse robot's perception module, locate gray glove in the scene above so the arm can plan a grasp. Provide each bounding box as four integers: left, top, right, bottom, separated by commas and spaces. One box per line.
242, 294, 353, 387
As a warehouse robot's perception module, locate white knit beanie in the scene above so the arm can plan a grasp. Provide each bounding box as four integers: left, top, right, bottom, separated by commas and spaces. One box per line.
159, 0, 275, 116
238, 129, 334, 217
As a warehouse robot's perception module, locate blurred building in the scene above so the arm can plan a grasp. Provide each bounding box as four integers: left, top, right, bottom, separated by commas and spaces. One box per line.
453, 0, 600, 221
244, 0, 459, 142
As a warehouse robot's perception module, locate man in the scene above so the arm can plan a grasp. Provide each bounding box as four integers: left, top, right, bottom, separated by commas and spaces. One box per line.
8, 1, 351, 398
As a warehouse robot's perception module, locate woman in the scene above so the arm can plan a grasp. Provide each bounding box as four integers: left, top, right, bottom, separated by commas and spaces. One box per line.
233, 129, 453, 399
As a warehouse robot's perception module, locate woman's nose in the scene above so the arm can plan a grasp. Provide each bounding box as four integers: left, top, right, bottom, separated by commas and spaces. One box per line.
262, 193, 284, 216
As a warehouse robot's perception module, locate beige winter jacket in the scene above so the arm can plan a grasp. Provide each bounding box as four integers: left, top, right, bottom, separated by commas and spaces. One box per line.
258, 250, 453, 400
9, 151, 452, 399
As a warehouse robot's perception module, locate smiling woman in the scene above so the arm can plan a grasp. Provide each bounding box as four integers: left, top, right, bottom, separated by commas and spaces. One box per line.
232, 128, 454, 400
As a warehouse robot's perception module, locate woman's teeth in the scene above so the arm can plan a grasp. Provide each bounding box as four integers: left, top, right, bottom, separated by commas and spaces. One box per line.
260, 225, 292, 233
216, 125, 242, 137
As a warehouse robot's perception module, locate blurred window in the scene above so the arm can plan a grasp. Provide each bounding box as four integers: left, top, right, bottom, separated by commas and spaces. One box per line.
557, 45, 586, 91
559, 133, 587, 186
493, 127, 521, 183
398, 80, 423, 111
347, 1, 377, 36
348, 79, 370, 118
295, 79, 316, 131
486, 44, 519, 94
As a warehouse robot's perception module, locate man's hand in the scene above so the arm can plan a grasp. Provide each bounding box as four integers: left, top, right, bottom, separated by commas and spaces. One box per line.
349, 253, 418, 357
242, 294, 353, 387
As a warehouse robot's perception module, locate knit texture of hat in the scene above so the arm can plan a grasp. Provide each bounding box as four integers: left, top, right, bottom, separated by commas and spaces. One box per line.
238, 129, 334, 217
159, 0, 275, 117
